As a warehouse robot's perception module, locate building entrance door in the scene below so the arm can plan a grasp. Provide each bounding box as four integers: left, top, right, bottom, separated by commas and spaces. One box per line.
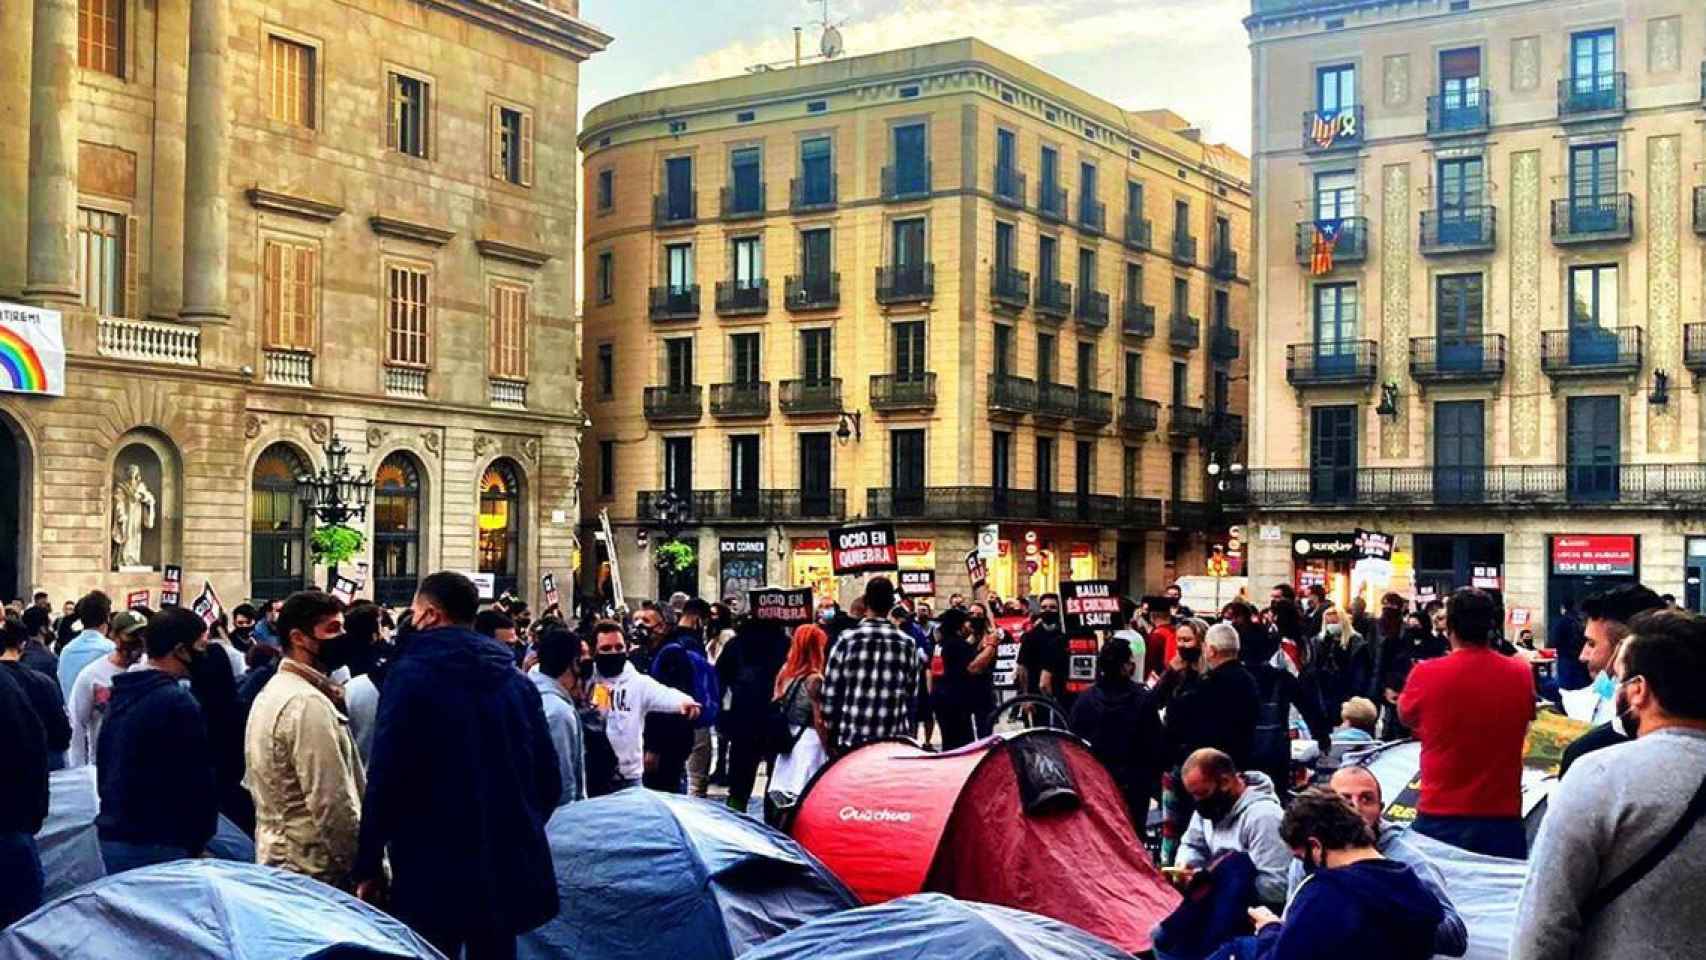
0, 421, 21, 600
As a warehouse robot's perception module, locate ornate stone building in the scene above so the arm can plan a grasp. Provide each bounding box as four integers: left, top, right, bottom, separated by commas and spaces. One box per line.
0, 0, 608, 606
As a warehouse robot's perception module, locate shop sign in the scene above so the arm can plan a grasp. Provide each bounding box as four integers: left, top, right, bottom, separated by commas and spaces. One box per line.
1292, 533, 1358, 560
898, 569, 937, 597
160, 565, 183, 607
720, 538, 768, 599
1552, 535, 1637, 576
897, 538, 934, 557
829, 522, 899, 574
1259, 524, 1283, 542
1062, 580, 1120, 631
793, 538, 829, 553
1471, 565, 1502, 590
964, 549, 988, 589
749, 587, 814, 626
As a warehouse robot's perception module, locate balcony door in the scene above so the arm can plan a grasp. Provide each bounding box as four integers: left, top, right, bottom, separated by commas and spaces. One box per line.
893, 217, 925, 271
996, 129, 1016, 179
1039, 235, 1058, 286
800, 433, 832, 517
1310, 405, 1357, 504
732, 235, 763, 291
730, 147, 761, 213
1074, 440, 1093, 519
731, 332, 760, 385
894, 320, 926, 383
800, 227, 831, 301
1313, 283, 1358, 376
995, 221, 1016, 273
800, 137, 832, 205
1436, 273, 1484, 371
1437, 156, 1484, 243
1439, 47, 1482, 116
892, 123, 926, 193
1568, 265, 1619, 365
891, 429, 926, 515
663, 436, 693, 497
1316, 63, 1355, 113
1569, 30, 1617, 99
1314, 171, 1356, 220
730, 435, 761, 516
801, 328, 831, 385
666, 337, 693, 390
1566, 395, 1620, 502
666, 243, 694, 293
664, 156, 693, 219
1568, 144, 1618, 232
1036, 436, 1056, 498
1433, 401, 1484, 504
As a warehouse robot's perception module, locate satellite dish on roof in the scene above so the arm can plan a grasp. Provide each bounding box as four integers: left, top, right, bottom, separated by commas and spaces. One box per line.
821, 25, 843, 59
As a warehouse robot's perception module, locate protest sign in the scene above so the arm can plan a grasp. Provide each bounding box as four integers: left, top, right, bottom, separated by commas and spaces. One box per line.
330, 575, 359, 605
1062, 580, 1120, 631
749, 587, 814, 626
541, 573, 560, 610
125, 589, 150, 611
160, 565, 182, 607
964, 549, 988, 589
829, 522, 899, 575
898, 569, 936, 597
190, 581, 223, 628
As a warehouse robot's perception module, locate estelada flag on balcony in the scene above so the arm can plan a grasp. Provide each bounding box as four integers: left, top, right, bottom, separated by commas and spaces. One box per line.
0, 302, 66, 397
1310, 220, 1343, 276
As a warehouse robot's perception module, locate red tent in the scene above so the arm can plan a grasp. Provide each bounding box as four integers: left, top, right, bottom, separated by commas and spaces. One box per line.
789, 730, 1180, 954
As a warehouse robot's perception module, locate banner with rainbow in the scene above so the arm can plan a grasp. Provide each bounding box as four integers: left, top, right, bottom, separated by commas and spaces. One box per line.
0, 302, 66, 397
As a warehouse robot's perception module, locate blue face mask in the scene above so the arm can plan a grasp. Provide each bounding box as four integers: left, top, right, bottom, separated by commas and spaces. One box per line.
1592, 671, 1617, 701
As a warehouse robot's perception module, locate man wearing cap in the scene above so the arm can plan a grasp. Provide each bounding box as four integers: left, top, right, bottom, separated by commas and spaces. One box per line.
67, 609, 147, 768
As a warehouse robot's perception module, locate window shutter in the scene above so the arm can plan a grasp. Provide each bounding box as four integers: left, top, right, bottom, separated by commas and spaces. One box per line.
421, 83, 432, 158
123, 215, 139, 319
386, 75, 399, 149
262, 241, 282, 347
520, 112, 534, 187
489, 104, 503, 180
488, 283, 501, 376
517, 289, 529, 378
299, 246, 318, 350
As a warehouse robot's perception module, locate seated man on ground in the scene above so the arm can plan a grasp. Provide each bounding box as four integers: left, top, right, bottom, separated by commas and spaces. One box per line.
1176, 747, 1292, 909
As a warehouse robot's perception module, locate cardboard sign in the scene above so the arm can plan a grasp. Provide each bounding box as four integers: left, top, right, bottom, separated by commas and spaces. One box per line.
330, 576, 359, 605
964, 549, 988, 589
829, 522, 899, 575
992, 615, 1029, 690
125, 589, 150, 611
160, 565, 183, 607
749, 587, 814, 627
898, 569, 936, 598
191, 581, 223, 628
541, 573, 560, 610
1552, 535, 1637, 576
1062, 580, 1120, 631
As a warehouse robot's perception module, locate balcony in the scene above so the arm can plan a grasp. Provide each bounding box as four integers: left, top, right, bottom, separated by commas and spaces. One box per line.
865, 487, 1124, 525
639, 489, 848, 524
1558, 73, 1626, 120
1035, 278, 1073, 319
97, 316, 200, 366
1686, 324, 1706, 376
991, 266, 1031, 310
1172, 233, 1197, 264
785, 272, 840, 311
1301, 105, 1363, 152
1211, 247, 1237, 281
1551, 195, 1634, 245
1236, 464, 1706, 511
1122, 301, 1156, 339
779, 378, 843, 415
988, 374, 1037, 416
1294, 217, 1369, 270
262, 348, 313, 387
488, 378, 526, 409
1207, 411, 1245, 447
709, 381, 771, 418
994, 167, 1027, 208
1420, 207, 1497, 255
1124, 216, 1153, 251
1169, 500, 1209, 529
643, 385, 702, 422
881, 162, 932, 201
1168, 312, 1200, 351
1122, 496, 1164, 527
1541, 327, 1642, 379
1169, 404, 1205, 440
719, 183, 766, 220
1210, 324, 1241, 362
1694, 186, 1706, 236
1038, 183, 1069, 222
1079, 199, 1106, 235
1075, 388, 1114, 427
790, 175, 838, 212
383, 365, 428, 399
1036, 382, 1079, 420
1410, 335, 1507, 384
875, 264, 934, 304
648, 285, 700, 321
1285, 340, 1379, 387
714, 279, 769, 317
1075, 290, 1110, 330
1119, 396, 1160, 434
653, 191, 697, 227
869, 372, 937, 412
1426, 92, 1491, 137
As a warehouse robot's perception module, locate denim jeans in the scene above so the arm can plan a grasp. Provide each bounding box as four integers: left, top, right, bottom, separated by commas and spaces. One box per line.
100, 840, 193, 876
1412, 813, 1528, 860
0, 831, 44, 927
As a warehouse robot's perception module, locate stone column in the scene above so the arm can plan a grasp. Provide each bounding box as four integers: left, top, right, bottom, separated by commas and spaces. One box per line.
180, 0, 230, 323
23, 0, 80, 305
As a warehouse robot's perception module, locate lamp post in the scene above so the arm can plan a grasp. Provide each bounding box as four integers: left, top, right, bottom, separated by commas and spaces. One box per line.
297, 434, 375, 526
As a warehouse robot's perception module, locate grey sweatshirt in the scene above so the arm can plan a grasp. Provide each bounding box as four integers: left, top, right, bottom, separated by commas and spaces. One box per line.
1178, 770, 1292, 906
1513, 727, 1706, 960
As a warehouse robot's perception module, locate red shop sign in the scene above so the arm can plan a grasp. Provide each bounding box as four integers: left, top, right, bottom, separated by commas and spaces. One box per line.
1552, 535, 1637, 576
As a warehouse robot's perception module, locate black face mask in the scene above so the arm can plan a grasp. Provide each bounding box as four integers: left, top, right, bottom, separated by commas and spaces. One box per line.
574, 659, 595, 682
315, 633, 361, 673
969, 616, 989, 633
1179, 646, 1203, 665
1041, 611, 1060, 628
595, 652, 628, 678
1196, 789, 1236, 822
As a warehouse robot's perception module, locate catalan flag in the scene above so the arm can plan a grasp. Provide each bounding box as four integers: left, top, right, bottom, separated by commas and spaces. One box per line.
1310, 112, 1337, 149
1310, 220, 1343, 276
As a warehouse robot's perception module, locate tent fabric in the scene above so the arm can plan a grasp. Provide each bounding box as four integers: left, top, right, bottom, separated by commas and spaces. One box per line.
36, 766, 255, 901
0, 859, 444, 960
518, 789, 855, 960
791, 730, 1180, 954
1349, 740, 1556, 845
741, 893, 1132, 960
1407, 832, 1529, 960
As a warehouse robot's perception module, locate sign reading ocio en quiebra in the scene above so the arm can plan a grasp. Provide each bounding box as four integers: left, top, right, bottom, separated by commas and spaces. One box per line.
829, 522, 899, 575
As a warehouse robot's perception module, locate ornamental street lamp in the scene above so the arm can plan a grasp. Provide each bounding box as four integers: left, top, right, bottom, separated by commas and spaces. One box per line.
297, 434, 375, 526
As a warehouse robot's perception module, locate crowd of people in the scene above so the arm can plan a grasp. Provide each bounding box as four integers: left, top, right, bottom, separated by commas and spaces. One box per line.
1, 570, 1703, 960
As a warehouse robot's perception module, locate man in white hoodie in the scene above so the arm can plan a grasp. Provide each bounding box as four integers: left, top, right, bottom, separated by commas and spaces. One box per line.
588, 621, 698, 790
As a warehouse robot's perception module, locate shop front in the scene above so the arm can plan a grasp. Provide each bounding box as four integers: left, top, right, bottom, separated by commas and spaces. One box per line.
988, 526, 1099, 600
718, 536, 768, 602
1412, 534, 1504, 600
1548, 534, 1638, 616
790, 537, 837, 601
1290, 532, 1359, 607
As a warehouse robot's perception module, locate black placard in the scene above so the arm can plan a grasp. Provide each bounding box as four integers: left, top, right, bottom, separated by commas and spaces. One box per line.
964, 549, 988, 589
829, 522, 899, 575
749, 587, 814, 626
898, 569, 936, 597
1062, 580, 1120, 631
160, 564, 183, 607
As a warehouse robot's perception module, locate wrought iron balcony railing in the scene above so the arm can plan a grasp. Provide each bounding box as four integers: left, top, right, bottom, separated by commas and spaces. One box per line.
1079, 199, 1106, 235
1169, 312, 1200, 351
1294, 217, 1369, 269
994, 167, 1026, 208
1285, 340, 1379, 386
719, 183, 766, 220
865, 487, 1126, 525
881, 162, 932, 200
1210, 325, 1240, 362
1119, 396, 1160, 434
1410, 334, 1507, 383
714, 279, 769, 316
875, 263, 934, 304
790, 174, 838, 212
1039, 183, 1069, 222
1169, 404, 1205, 439
1211, 247, 1237, 281
1075, 388, 1114, 426
869, 372, 938, 411
1420, 207, 1497, 255
1233, 464, 1706, 510
991, 266, 1030, 309
1173, 232, 1197, 264
988, 374, 1037, 416
1551, 195, 1634, 245
1169, 500, 1210, 529
785, 272, 839, 311
1558, 72, 1626, 119
1540, 326, 1642, 378
642, 385, 702, 422
1124, 216, 1153, 251
648, 285, 700, 321
1036, 382, 1079, 420
640, 489, 848, 524
1426, 92, 1490, 137
1122, 301, 1156, 339
709, 381, 771, 418
1075, 290, 1110, 329
1035, 278, 1073, 318
779, 378, 843, 415
1687, 323, 1706, 375
653, 191, 697, 226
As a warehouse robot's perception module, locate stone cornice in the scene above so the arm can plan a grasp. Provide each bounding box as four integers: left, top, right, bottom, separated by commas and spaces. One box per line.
424, 0, 611, 61
476, 237, 554, 268
369, 215, 456, 247
245, 186, 345, 222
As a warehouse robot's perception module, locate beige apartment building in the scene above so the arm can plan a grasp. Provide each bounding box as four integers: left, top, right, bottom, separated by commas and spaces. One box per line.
579, 39, 1250, 605
1241, 0, 1706, 623
0, 0, 607, 607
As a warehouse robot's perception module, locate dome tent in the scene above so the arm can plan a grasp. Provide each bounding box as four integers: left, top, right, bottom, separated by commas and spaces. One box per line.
0, 859, 443, 959
518, 789, 856, 960
742, 893, 1132, 960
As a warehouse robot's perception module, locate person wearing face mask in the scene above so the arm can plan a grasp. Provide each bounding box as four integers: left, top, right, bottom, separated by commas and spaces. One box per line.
1016, 593, 1068, 705
65, 609, 146, 768
1069, 637, 1166, 836
95, 607, 219, 875
1307, 606, 1374, 725
587, 619, 700, 791
1556, 584, 1666, 777
528, 628, 587, 806
1514, 608, 1706, 960
1158, 622, 1263, 865
1175, 747, 1292, 909
343, 603, 394, 766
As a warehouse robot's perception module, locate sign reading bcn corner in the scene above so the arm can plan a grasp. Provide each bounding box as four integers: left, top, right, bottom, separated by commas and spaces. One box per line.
829, 522, 899, 575
1552, 535, 1637, 576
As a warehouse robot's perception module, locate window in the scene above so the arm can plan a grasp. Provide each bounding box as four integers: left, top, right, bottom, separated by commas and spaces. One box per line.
892, 430, 926, 497
800, 434, 832, 504
1315, 171, 1357, 219
1122, 447, 1139, 499
730, 436, 760, 495
596, 169, 614, 211
666, 243, 694, 291
731, 236, 763, 289
596, 251, 614, 302
801, 328, 832, 382
1570, 29, 1616, 85
1436, 274, 1484, 340
1039, 235, 1058, 284
490, 104, 533, 186
1569, 265, 1617, 327
1439, 47, 1482, 107
1041, 146, 1059, 192
78, 0, 124, 77
1124, 351, 1141, 398
1565, 395, 1620, 502
663, 437, 693, 495
1080, 162, 1098, 220
664, 156, 694, 218
1173, 199, 1190, 239
1037, 332, 1057, 383
1126, 181, 1144, 219
1171, 361, 1187, 408
598, 440, 615, 497
1213, 370, 1230, 413
1172, 276, 1189, 317
251, 444, 311, 600
385, 264, 431, 366
77, 207, 131, 317
665, 338, 694, 390
1317, 63, 1356, 112
800, 137, 832, 205
996, 129, 1016, 178
1075, 440, 1093, 497
1170, 451, 1186, 503
894, 320, 926, 379
488, 281, 528, 381
1213, 289, 1229, 328
1438, 157, 1485, 211
1310, 405, 1358, 503
1569, 144, 1617, 202
597, 343, 614, 398
267, 36, 316, 128
730, 146, 762, 212
1078, 247, 1096, 292
1433, 401, 1485, 503
1076, 341, 1095, 390
388, 72, 431, 158
892, 218, 926, 268
1124, 263, 1142, 303
261, 238, 318, 351
892, 123, 927, 193
730, 332, 761, 384
800, 228, 832, 280
1036, 436, 1056, 495
995, 222, 1016, 271
993, 431, 1013, 491
1214, 216, 1231, 257
994, 324, 1013, 377
806, 99, 827, 114
1313, 283, 1358, 347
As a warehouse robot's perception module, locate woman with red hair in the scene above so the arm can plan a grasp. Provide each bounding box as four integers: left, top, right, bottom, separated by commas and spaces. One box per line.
766, 623, 831, 823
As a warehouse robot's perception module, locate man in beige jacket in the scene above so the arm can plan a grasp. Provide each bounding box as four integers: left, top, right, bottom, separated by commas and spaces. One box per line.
244, 590, 365, 888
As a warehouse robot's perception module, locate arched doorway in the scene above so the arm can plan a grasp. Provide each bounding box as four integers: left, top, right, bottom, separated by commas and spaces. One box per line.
251, 443, 312, 602
478, 459, 523, 600
0, 417, 26, 600
373, 452, 424, 608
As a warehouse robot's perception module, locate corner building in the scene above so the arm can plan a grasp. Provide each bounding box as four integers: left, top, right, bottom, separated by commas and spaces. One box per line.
1241, 0, 1706, 619
0, 0, 607, 606
579, 39, 1250, 604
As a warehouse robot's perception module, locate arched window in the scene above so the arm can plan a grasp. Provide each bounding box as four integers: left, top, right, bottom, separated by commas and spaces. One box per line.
251, 443, 312, 601
479, 459, 523, 599
373, 452, 424, 607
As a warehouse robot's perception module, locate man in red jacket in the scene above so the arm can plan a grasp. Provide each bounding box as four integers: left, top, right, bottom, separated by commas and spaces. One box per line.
1398, 587, 1535, 859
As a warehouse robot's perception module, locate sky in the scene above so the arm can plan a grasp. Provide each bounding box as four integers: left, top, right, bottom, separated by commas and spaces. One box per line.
575, 0, 1255, 154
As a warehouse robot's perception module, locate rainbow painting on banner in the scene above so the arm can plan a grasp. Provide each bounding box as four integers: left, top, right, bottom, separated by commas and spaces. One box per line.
0, 302, 66, 397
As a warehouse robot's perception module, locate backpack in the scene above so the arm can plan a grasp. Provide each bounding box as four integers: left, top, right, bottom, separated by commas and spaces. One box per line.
657, 642, 721, 729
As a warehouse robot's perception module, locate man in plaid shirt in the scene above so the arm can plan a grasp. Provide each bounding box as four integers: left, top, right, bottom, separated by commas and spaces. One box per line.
823, 577, 921, 754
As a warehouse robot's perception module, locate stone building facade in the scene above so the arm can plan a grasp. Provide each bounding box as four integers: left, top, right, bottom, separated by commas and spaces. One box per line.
578, 39, 1250, 606
0, 0, 608, 607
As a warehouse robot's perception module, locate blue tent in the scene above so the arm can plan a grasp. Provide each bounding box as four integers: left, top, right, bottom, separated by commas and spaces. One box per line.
518, 789, 856, 960
742, 893, 1133, 960
0, 859, 444, 959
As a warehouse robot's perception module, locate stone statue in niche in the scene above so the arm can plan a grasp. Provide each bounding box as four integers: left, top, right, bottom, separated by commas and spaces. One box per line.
112, 463, 158, 570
